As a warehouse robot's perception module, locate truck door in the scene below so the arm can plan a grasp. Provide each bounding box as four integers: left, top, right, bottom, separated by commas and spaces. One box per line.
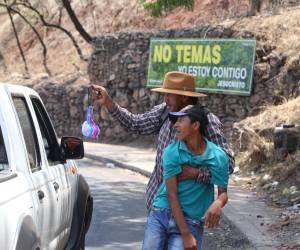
30, 97, 72, 248
11, 95, 57, 247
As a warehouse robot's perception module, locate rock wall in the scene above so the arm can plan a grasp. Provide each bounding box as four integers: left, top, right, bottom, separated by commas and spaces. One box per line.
87, 26, 298, 143
28, 26, 299, 145
27, 75, 89, 139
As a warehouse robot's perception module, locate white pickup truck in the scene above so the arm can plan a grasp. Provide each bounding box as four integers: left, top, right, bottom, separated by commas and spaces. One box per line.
0, 84, 93, 250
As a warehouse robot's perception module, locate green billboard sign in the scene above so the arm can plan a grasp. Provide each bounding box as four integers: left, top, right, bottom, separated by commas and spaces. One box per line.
147, 39, 256, 96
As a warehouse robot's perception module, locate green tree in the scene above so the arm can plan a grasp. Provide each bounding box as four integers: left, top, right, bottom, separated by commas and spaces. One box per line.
142, 0, 195, 17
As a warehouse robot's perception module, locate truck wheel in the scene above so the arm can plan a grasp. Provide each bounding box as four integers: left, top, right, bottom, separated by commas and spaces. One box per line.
79, 198, 91, 250
79, 222, 86, 250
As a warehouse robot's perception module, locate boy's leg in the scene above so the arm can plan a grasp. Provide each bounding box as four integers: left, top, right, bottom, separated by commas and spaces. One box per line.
167, 217, 204, 250
142, 208, 168, 250
167, 217, 184, 250
185, 217, 205, 250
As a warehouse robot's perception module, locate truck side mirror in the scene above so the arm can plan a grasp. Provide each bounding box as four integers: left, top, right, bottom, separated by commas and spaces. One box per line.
59, 136, 84, 160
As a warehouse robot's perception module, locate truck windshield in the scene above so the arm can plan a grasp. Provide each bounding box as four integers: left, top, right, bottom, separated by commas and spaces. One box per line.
0, 126, 8, 171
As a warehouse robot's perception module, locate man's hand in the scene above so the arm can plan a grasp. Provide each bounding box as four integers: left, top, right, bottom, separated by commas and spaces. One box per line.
89, 85, 115, 111
182, 232, 197, 250
177, 165, 198, 182
204, 199, 222, 229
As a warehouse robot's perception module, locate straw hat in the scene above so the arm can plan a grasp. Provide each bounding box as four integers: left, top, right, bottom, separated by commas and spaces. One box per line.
151, 71, 206, 97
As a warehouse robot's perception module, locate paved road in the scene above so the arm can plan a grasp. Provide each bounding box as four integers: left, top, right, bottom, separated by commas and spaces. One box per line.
77, 158, 254, 250
78, 158, 148, 250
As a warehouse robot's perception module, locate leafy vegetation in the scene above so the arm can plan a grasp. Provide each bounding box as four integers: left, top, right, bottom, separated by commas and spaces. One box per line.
142, 0, 194, 17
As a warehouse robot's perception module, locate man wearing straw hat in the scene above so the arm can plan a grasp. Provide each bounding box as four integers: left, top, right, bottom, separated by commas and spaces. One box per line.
91, 71, 234, 218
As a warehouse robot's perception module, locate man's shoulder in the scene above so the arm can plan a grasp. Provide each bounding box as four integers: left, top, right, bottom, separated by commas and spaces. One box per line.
206, 111, 221, 124
154, 102, 166, 110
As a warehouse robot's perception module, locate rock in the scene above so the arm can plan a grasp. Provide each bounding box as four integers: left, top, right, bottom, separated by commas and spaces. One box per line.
128, 63, 139, 69
233, 166, 240, 174
104, 127, 112, 137
100, 108, 110, 121
109, 74, 116, 81
106, 163, 115, 168
262, 183, 273, 190
139, 88, 146, 98
288, 204, 300, 210
249, 94, 261, 105
113, 124, 123, 134
290, 186, 297, 192
295, 153, 300, 168
279, 220, 290, 227
233, 175, 241, 182
254, 62, 271, 80
274, 125, 299, 161
69, 106, 78, 117
133, 89, 139, 101
116, 93, 129, 107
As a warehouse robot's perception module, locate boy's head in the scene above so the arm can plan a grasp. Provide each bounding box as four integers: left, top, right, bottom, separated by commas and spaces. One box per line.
168, 105, 208, 140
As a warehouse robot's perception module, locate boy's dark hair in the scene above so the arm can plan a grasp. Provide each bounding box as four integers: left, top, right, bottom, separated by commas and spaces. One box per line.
187, 96, 198, 105
188, 106, 209, 136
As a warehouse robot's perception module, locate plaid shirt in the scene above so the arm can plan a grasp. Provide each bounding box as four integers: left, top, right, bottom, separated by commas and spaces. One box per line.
111, 103, 235, 210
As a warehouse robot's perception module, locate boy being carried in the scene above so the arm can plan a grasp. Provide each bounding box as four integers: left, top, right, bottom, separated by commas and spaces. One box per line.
142, 105, 229, 250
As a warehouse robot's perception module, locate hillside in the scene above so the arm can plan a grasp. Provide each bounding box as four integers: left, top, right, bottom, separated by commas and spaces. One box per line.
1, 0, 299, 79
0, 1, 299, 248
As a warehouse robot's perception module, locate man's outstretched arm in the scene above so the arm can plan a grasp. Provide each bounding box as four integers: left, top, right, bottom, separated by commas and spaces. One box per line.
90, 84, 165, 135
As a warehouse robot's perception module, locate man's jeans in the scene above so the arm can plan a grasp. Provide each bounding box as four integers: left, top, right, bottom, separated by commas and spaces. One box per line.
142, 207, 204, 250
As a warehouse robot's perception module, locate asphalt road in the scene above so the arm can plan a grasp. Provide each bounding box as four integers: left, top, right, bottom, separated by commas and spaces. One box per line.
77, 158, 254, 250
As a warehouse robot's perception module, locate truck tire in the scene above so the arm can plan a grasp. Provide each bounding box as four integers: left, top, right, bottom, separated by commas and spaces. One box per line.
65, 175, 93, 250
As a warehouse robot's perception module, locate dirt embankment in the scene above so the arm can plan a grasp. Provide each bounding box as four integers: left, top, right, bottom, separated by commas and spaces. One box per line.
0, 0, 249, 79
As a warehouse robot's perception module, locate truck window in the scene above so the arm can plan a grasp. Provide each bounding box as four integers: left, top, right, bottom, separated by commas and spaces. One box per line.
31, 97, 60, 165
13, 97, 41, 172
0, 127, 8, 171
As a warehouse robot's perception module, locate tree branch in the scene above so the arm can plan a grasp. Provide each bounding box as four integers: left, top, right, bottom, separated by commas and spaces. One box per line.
61, 0, 93, 44
10, 6, 51, 76
16, 1, 87, 61
88, 0, 98, 34
4, 1, 29, 74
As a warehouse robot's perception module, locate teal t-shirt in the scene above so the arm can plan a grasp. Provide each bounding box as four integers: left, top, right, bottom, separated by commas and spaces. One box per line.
152, 139, 229, 220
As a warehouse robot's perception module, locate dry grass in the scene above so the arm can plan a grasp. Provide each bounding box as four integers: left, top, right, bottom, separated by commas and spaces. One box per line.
234, 96, 300, 205
238, 96, 300, 131
222, 7, 300, 63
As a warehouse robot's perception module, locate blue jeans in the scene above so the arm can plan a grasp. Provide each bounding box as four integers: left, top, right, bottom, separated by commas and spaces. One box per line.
142, 207, 204, 250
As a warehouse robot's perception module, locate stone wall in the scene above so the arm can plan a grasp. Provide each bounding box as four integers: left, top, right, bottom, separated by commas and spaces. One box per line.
87, 26, 299, 143
27, 75, 89, 139
28, 26, 299, 144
